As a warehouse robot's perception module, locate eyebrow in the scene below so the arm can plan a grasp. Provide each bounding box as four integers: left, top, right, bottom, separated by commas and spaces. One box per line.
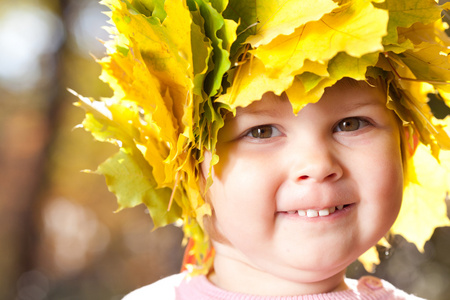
338, 97, 386, 111
234, 107, 285, 119
341, 101, 386, 111
234, 97, 288, 119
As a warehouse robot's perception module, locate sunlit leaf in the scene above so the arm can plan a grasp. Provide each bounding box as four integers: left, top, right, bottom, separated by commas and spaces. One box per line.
215, 57, 294, 109
244, 0, 337, 47
253, 0, 388, 76
285, 75, 336, 114
359, 237, 391, 272
393, 140, 450, 251
359, 246, 380, 273
129, 0, 167, 20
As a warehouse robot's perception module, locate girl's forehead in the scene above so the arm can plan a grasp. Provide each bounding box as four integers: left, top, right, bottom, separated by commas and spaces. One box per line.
321, 79, 386, 104
235, 78, 386, 117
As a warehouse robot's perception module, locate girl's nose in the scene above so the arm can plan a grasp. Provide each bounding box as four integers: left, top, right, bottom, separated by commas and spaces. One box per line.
289, 140, 343, 184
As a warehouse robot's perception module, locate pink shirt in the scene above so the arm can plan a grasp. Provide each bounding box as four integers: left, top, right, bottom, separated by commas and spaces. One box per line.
122, 273, 424, 299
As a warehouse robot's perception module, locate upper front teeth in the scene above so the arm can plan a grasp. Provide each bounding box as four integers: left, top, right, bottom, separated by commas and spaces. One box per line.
295, 205, 344, 218
318, 209, 329, 216
307, 209, 319, 217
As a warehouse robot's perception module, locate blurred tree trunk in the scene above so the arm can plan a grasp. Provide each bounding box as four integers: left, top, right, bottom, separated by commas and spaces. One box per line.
0, 1, 68, 298
0, 107, 49, 299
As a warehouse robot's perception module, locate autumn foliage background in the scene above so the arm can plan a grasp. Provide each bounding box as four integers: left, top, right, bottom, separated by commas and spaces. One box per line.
0, 0, 450, 299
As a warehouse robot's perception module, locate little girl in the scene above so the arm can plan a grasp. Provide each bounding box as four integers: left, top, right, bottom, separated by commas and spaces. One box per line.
76, 0, 450, 299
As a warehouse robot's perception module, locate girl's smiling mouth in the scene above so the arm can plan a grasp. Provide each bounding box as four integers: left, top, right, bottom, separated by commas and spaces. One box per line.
280, 204, 354, 218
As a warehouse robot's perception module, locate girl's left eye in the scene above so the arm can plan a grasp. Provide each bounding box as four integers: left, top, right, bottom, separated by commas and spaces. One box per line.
334, 117, 370, 132
246, 125, 282, 139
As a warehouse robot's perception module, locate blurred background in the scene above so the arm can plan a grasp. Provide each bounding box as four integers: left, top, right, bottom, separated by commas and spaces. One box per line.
0, 0, 449, 299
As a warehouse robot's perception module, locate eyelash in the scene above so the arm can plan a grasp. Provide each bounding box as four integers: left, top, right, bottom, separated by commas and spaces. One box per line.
333, 117, 371, 132
244, 124, 282, 139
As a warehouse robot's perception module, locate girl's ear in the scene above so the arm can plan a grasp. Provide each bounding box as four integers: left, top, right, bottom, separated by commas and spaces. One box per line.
404, 126, 419, 157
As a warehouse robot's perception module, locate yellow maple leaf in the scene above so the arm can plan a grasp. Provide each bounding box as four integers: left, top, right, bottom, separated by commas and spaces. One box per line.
392, 124, 450, 251
215, 57, 294, 110
359, 245, 380, 273
359, 237, 391, 272
285, 75, 336, 113
252, 0, 388, 77
245, 0, 337, 47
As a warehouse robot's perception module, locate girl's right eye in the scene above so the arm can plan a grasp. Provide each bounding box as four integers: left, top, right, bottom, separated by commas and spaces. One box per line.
246, 125, 282, 139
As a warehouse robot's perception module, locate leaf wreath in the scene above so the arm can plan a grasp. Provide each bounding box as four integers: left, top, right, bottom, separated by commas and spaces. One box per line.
75, 0, 450, 274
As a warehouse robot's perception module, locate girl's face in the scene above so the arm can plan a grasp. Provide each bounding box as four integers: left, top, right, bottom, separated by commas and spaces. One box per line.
202, 81, 404, 295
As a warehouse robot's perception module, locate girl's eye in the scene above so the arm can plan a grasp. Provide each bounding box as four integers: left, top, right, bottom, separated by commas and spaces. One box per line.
246, 125, 281, 139
335, 117, 369, 132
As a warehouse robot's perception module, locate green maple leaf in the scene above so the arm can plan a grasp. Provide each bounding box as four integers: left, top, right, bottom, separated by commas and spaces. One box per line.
188, 0, 234, 96
98, 148, 182, 228
376, 0, 442, 45
328, 52, 379, 81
